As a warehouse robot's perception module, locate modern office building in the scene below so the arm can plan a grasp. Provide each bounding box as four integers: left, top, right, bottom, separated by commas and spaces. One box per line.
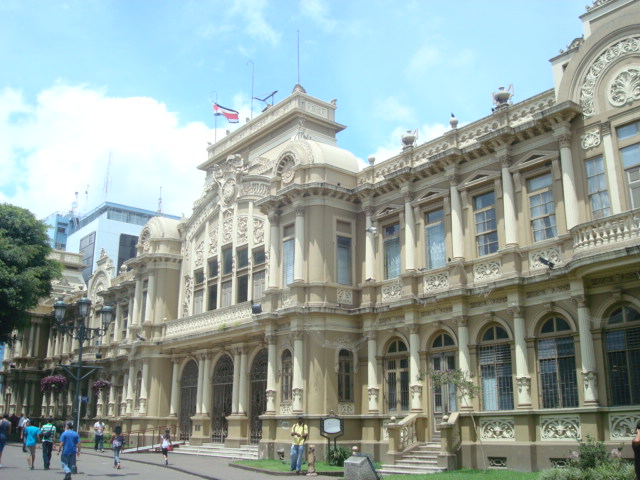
42, 211, 78, 250
65, 202, 180, 282
2, 0, 640, 472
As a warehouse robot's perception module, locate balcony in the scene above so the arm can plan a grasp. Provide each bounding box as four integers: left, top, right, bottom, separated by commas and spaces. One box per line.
572, 209, 640, 256
165, 303, 254, 338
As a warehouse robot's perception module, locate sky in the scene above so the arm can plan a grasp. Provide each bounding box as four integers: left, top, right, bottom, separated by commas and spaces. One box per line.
0, 0, 587, 221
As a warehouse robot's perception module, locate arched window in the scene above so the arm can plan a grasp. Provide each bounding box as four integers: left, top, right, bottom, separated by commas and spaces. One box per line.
281, 350, 293, 402
605, 304, 640, 406
537, 317, 578, 408
386, 339, 409, 412
479, 325, 513, 411
337, 349, 354, 402
429, 333, 457, 414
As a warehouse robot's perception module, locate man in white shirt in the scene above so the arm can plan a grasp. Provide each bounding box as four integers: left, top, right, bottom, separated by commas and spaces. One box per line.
93, 419, 105, 453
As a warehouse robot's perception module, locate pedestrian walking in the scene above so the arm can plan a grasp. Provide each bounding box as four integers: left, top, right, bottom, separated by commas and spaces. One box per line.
93, 418, 105, 452
40, 417, 56, 470
111, 425, 125, 469
290, 415, 308, 474
17, 413, 27, 452
0, 413, 12, 468
57, 421, 80, 480
160, 428, 172, 466
22, 418, 40, 470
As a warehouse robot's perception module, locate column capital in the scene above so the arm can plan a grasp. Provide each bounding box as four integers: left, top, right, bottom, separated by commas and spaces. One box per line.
571, 295, 587, 308
268, 210, 280, 223
365, 330, 377, 340
556, 133, 572, 148
448, 174, 461, 186
508, 306, 524, 318
363, 206, 376, 217
265, 333, 276, 345
601, 121, 612, 136
403, 191, 413, 203
453, 316, 468, 327
294, 205, 305, 216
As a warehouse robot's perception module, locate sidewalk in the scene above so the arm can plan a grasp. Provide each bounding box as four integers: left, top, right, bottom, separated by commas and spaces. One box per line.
0, 443, 317, 480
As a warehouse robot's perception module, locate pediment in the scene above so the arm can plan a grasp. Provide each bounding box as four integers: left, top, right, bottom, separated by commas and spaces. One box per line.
512, 150, 557, 171
463, 170, 499, 189
375, 204, 403, 218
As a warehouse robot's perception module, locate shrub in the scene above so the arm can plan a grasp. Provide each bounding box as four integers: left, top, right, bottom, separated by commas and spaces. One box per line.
328, 446, 351, 466
572, 435, 607, 471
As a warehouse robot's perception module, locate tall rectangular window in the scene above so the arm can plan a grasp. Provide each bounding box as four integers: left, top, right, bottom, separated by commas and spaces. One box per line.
208, 285, 217, 311
222, 247, 233, 275
383, 223, 401, 279
208, 259, 218, 278
193, 290, 204, 315
237, 247, 249, 269
283, 224, 295, 285
253, 248, 266, 266
79, 231, 96, 283
337, 349, 354, 402
237, 275, 248, 303
252, 271, 265, 300
528, 173, 557, 242
585, 156, 611, 219
474, 192, 498, 256
221, 280, 232, 308
621, 143, 640, 209
118, 234, 138, 272
424, 209, 445, 269
337, 236, 352, 285
538, 336, 579, 408
479, 344, 514, 411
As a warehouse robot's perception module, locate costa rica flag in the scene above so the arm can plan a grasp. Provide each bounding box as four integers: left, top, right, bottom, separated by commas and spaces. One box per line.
213, 103, 240, 123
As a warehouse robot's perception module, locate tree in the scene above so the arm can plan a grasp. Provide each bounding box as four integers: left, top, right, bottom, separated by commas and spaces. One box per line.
0, 203, 61, 344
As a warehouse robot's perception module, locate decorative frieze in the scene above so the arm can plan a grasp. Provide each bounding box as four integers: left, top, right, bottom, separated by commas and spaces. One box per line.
337, 403, 354, 415
381, 282, 402, 301
423, 272, 449, 292
540, 416, 581, 441
530, 248, 562, 270
280, 403, 292, 415
166, 303, 253, 337
609, 414, 640, 440
337, 288, 353, 305
237, 216, 248, 244
480, 417, 515, 440
580, 129, 601, 150
194, 241, 204, 267
526, 284, 570, 298
488, 457, 507, 469
222, 211, 233, 243
253, 218, 265, 244
474, 260, 501, 281
608, 67, 640, 108
208, 223, 218, 254
305, 102, 328, 118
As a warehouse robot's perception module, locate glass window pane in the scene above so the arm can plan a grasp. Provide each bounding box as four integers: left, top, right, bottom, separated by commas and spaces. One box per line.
621, 144, 640, 169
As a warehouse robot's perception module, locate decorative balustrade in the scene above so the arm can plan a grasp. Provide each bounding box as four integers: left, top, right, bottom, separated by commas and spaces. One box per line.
110, 270, 135, 286
387, 413, 419, 453
572, 209, 640, 253
165, 303, 253, 338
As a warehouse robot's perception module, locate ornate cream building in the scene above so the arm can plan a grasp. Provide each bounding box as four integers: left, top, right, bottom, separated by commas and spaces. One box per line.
3, 0, 640, 472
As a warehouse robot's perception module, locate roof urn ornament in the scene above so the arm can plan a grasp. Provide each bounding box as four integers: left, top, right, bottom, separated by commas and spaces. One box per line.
450, 112, 458, 129
401, 129, 418, 149
493, 85, 514, 109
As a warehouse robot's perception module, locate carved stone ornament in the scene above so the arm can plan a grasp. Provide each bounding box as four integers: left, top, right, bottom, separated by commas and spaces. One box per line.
581, 37, 640, 117
210, 154, 247, 210
609, 67, 640, 108
208, 223, 218, 254
237, 216, 248, 244
480, 417, 515, 440
253, 218, 265, 244
182, 275, 192, 317
582, 370, 597, 389
337, 402, 355, 415
280, 157, 296, 184
423, 272, 449, 292
581, 130, 601, 150
194, 240, 204, 267
540, 416, 581, 441
530, 248, 562, 269
473, 260, 501, 281
410, 384, 422, 400
609, 414, 640, 440
280, 403, 292, 415
367, 387, 380, 401
516, 376, 531, 395
382, 282, 402, 301
223, 211, 233, 243
337, 288, 353, 305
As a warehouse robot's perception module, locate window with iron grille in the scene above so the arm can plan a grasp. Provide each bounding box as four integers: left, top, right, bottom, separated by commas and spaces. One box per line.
338, 349, 354, 402
383, 223, 401, 279
473, 192, 498, 256
537, 317, 578, 409
528, 173, 557, 242
479, 327, 514, 411
281, 350, 293, 402
605, 305, 640, 406
386, 339, 409, 412
585, 156, 611, 219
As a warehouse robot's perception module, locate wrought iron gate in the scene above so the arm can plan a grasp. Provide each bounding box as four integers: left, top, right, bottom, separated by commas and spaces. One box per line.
212, 355, 233, 443
249, 349, 268, 444
179, 360, 198, 441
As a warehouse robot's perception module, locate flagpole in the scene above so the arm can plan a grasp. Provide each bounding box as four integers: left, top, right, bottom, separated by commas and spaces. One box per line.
212, 91, 218, 143
247, 60, 254, 121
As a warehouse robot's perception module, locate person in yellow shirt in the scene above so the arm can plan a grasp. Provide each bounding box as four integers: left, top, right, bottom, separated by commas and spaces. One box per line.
290, 416, 308, 474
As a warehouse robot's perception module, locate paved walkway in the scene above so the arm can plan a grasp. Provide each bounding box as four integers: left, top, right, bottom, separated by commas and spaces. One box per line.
0, 443, 310, 480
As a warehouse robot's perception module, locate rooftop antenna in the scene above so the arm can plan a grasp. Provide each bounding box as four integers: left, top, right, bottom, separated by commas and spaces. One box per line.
297, 29, 300, 85
253, 90, 278, 112
84, 185, 89, 213
247, 60, 254, 121
157, 186, 163, 215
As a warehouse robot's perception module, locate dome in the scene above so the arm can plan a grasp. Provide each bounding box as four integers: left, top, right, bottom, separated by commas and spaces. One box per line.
274, 138, 361, 174
144, 216, 181, 241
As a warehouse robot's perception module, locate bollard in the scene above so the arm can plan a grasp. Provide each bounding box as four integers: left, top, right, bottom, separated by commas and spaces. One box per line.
307, 444, 317, 476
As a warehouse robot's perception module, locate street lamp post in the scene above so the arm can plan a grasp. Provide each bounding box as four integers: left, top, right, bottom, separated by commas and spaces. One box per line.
53, 297, 113, 434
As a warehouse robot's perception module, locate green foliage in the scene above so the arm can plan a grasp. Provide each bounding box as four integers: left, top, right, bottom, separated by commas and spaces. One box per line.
0, 203, 61, 344
429, 368, 481, 401
572, 435, 608, 470
328, 446, 351, 466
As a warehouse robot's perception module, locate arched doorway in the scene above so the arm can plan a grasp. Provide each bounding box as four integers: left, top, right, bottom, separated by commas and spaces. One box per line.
428, 332, 457, 435
211, 355, 233, 443
385, 338, 409, 413
179, 360, 198, 440
249, 349, 268, 444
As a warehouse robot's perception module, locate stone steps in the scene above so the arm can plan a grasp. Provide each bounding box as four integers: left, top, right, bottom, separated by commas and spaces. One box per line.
172, 442, 259, 460
378, 442, 446, 476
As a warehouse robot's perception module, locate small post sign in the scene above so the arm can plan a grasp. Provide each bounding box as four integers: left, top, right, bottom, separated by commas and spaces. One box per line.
319, 411, 344, 463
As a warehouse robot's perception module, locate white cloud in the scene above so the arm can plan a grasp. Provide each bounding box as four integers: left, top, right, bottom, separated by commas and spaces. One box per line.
231, 0, 281, 46
0, 84, 215, 220
299, 0, 337, 32
406, 45, 441, 77
373, 96, 415, 124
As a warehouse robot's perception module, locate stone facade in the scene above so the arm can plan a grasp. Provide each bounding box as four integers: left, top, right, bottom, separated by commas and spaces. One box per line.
2, 0, 640, 471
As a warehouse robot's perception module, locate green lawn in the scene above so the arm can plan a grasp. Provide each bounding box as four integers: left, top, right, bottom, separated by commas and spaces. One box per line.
233, 460, 541, 479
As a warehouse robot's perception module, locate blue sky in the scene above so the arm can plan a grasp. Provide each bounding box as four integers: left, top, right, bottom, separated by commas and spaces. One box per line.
0, 0, 587, 220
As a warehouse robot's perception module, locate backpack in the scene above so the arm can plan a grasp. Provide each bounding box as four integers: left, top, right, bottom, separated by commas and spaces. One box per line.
113, 435, 123, 448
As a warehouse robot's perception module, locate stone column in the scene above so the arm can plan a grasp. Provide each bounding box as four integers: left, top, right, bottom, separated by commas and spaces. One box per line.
365, 207, 376, 281
403, 190, 416, 271
575, 295, 599, 405
202, 354, 212, 415
268, 211, 280, 289
139, 359, 149, 415
125, 365, 135, 415
114, 302, 122, 342
555, 131, 579, 230
409, 326, 422, 411
499, 151, 518, 246
144, 274, 156, 323
169, 358, 180, 416
232, 348, 241, 414
449, 173, 464, 260
195, 354, 204, 415
132, 277, 143, 325
108, 373, 116, 416
366, 330, 379, 412
121, 372, 129, 415
601, 122, 623, 214
511, 306, 531, 407
294, 204, 305, 282
266, 333, 277, 413
456, 317, 471, 409
292, 330, 304, 412
238, 347, 248, 414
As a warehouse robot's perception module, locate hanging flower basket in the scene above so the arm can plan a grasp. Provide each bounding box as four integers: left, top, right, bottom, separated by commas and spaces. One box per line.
40, 375, 68, 393
92, 379, 112, 395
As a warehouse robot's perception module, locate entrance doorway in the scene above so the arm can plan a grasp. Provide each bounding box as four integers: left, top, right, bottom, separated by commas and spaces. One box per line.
211, 355, 233, 443
249, 349, 267, 444
179, 360, 198, 440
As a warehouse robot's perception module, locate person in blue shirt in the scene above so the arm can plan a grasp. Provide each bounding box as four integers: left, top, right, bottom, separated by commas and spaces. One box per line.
22, 419, 41, 470
57, 421, 81, 480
